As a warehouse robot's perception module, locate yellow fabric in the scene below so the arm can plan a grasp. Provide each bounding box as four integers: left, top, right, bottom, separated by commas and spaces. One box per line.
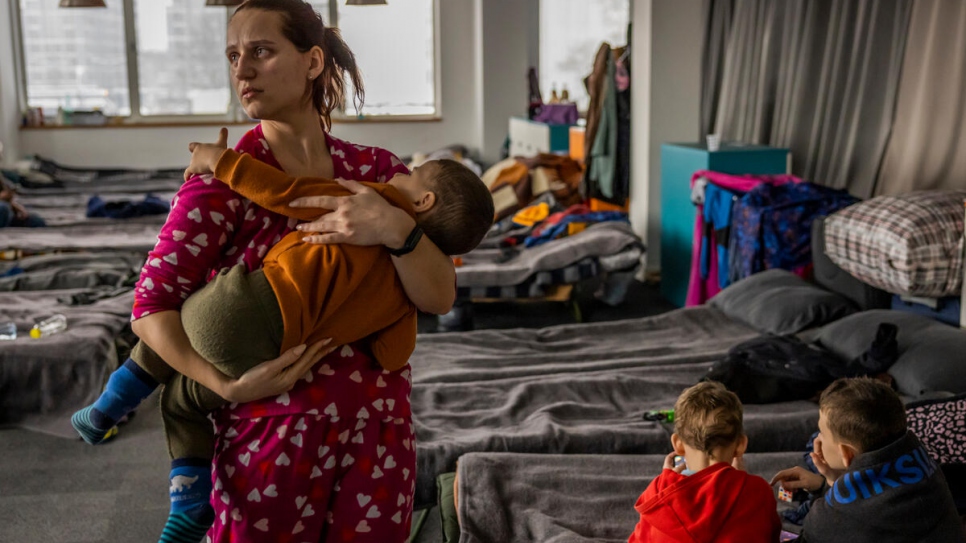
566, 222, 588, 236
511, 202, 551, 227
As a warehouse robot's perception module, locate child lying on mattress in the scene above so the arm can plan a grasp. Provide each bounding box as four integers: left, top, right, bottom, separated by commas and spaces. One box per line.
72, 129, 493, 538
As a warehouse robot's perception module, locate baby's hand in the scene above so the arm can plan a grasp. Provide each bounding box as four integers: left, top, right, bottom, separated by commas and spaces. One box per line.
184, 127, 229, 181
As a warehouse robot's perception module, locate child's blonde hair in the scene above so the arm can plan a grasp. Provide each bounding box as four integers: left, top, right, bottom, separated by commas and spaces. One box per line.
674, 381, 744, 458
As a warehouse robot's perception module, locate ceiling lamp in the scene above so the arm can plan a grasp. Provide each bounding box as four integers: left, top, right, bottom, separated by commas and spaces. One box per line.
206, 0, 245, 5
346, 0, 387, 5
59, 0, 106, 6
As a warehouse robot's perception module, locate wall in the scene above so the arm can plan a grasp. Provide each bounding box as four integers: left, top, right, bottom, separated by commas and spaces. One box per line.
2, 0, 487, 169
477, 0, 539, 164
629, 0, 704, 272
0, 2, 20, 165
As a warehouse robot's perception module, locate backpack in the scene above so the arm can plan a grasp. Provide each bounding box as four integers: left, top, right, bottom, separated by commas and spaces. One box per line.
704, 323, 898, 404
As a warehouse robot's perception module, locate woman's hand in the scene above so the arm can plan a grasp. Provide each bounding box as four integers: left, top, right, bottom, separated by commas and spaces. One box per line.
291, 177, 456, 315
770, 466, 826, 493
184, 127, 229, 181
291, 179, 415, 249
220, 339, 337, 403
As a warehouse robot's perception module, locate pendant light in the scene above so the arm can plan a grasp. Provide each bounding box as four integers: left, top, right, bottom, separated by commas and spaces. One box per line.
206, 0, 245, 5
59, 0, 107, 7
346, 0, 388, 5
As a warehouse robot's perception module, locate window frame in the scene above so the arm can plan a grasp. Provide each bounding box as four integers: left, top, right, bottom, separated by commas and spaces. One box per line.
11, 0, 441, 126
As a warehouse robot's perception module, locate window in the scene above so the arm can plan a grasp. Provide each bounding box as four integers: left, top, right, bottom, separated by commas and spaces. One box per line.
17, 0, 130, 116
337, 0, 436, 116
133, 0, 231, 116
539, 0, 630, 111
15, 0, 438, 122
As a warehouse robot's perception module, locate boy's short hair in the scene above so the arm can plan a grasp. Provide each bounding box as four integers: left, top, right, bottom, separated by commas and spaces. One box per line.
674, 381, 744, 457
418, 159, 494, 256
819, 378, 907, 453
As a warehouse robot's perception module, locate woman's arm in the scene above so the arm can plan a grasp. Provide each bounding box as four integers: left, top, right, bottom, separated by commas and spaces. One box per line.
291, 179, 457, 315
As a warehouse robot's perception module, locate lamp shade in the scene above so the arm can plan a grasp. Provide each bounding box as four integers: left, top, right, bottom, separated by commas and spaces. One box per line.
206, 0, 245, 5
59, 0, 107, 6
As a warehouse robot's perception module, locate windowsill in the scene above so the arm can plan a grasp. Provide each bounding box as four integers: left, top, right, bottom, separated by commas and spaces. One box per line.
19, 114, 443, 130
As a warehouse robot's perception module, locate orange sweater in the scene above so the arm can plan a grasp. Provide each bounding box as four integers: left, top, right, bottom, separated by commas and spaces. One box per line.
213, 150, 417, 372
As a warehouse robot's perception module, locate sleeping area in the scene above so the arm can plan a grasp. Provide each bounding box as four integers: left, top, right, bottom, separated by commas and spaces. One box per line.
2, 1, 965, 543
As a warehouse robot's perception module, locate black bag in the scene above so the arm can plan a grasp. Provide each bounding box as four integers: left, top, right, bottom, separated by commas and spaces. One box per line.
704, 323, 898, 404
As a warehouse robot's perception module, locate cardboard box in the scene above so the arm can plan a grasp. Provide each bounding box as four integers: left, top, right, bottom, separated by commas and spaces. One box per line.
509, 117, 571, 157
569, 125, 586, 163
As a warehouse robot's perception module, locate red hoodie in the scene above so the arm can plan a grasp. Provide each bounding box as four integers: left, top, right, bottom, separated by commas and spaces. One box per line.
628, 463, 781, 543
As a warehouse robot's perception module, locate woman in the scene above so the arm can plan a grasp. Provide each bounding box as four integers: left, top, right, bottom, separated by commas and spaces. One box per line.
131, 1, 454, 541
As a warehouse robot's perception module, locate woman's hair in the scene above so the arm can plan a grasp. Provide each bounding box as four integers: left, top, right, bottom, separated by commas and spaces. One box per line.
233, 0, 364, 131
674, 381, 744, 458
819, 378, 907, 453
418, 160, 494, 256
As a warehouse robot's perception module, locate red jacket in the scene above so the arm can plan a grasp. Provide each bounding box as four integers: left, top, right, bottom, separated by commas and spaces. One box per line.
628, 463, 781, 543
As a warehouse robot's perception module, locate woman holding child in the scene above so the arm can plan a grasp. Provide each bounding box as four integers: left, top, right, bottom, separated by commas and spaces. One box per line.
88, 1, 450, 541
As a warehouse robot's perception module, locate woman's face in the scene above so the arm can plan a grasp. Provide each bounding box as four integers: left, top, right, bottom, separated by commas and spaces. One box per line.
226, 9, 316, 121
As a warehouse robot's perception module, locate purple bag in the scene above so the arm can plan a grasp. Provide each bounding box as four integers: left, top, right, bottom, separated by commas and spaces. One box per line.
533, 103, 578, 125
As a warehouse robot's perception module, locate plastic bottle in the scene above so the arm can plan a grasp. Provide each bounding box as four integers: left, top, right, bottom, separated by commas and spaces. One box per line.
0, 322, 16, 340
30, 314, 67, 339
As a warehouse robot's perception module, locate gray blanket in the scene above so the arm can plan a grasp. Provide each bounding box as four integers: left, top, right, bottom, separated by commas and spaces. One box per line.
0, 289, 135, 437
456, 222, 642, 288
0, 252, 144, 292
456, 452, 804, 543
411, 307, 820, 507
1, 222, 162, 252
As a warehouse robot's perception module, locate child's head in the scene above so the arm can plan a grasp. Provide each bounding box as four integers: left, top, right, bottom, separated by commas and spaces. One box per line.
817, 378, 907, 469
672, 381, 747, 463
388, 159, 494, 255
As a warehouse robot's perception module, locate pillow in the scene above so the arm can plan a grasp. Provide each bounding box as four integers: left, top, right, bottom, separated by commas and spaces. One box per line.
817, 310, 966, 396
823, 190, 966, 297
709, 269, 857, 335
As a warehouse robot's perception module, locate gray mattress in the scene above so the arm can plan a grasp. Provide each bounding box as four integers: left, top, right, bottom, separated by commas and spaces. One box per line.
410, 306, 820, 508
456, 451, 804, 543
0, 289, 134, 437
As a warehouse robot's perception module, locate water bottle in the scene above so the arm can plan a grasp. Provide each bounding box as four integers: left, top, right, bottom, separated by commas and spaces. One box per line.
0, 322, 16, 341
30, 314, 68, 339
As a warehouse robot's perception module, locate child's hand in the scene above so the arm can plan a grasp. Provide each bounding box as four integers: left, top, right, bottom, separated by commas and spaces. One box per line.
184, 127, 229, 181
770, 466, 825, 493
662, 451, 686, 474
810, 436, 846, 486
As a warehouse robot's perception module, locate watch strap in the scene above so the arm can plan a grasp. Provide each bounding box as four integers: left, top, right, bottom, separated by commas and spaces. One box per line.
388, 225, 424, 257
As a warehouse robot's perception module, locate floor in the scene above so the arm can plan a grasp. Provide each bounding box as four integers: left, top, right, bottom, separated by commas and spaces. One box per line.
0, 279, 675, 543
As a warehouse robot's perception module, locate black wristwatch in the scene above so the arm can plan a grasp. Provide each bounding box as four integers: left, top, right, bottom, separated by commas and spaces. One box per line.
388, 225, 424, 257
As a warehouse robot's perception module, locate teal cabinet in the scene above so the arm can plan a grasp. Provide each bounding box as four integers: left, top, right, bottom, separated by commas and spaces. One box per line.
659, 143, 789, 307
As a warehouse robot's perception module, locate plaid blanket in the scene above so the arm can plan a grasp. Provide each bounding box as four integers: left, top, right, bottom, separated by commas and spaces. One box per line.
824, 191, 966, 297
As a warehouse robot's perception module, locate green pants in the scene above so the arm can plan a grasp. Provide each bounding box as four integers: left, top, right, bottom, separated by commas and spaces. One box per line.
131, 266, 284, 461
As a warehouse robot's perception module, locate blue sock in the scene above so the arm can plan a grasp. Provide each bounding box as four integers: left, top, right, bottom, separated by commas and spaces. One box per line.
94, 358, 159, 421
160, 460, 214, 543
72, 358, 158, 444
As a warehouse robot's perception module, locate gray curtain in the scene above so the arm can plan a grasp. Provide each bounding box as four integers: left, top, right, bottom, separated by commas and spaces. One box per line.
875, 0, 966, 195
702, 0, 912, 197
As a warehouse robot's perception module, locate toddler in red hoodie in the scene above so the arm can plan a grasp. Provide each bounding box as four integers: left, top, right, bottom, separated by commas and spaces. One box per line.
628, 381, 782, 543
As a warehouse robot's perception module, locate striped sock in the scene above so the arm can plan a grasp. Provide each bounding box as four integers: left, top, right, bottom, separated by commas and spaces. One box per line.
72, 358, 158, 444
159, 461, 213, 543
70, 406, 119, 445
